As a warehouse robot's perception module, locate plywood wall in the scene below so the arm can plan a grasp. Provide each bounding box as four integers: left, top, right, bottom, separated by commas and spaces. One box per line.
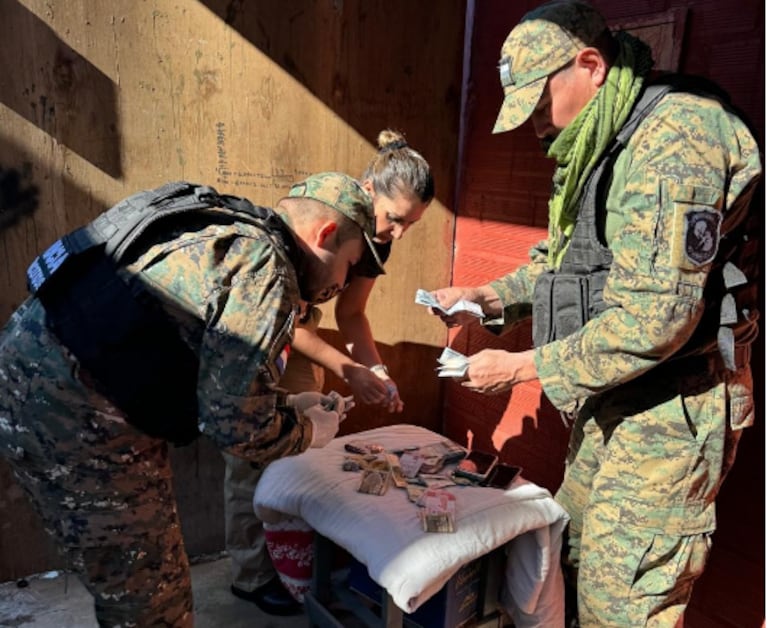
0, 0, 464, 579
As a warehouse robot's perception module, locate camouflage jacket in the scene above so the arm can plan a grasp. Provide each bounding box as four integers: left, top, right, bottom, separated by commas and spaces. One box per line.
121, 209, 312, 463
486, 91, 762, 414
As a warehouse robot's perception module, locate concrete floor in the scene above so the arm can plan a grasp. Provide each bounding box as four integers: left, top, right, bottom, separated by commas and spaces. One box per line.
0, 554, 368, 627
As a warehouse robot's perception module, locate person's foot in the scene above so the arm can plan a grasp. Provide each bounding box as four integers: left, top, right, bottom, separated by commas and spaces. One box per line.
230, 578, 303, 616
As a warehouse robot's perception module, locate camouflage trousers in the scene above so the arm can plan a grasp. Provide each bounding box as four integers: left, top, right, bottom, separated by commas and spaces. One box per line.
223, 336, 324, 591
0, 299, 193, 627
556, 365, 750, 627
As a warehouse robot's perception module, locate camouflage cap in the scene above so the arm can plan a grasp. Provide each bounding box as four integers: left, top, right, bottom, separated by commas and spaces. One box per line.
493, 0, 608, 134
286, 171, 384, 271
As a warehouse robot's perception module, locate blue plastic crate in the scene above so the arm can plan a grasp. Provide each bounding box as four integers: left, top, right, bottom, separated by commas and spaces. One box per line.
347, 557, 483, 628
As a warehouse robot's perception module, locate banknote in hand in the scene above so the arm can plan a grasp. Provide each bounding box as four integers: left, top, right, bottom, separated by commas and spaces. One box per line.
436, 346, 469, 378
415, 289, 483, 318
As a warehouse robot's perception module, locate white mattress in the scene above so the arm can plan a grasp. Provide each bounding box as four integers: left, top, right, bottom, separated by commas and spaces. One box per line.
253, 424, 569, 626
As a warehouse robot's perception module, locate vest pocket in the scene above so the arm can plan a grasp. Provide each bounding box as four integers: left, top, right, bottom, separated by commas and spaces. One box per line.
533, 272, 590, 346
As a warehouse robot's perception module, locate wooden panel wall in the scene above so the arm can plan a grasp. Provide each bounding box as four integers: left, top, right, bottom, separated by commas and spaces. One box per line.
451, 1, 764, 626
0, 0, 464, 580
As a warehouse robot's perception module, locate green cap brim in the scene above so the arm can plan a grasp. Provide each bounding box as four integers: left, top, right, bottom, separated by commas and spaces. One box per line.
492, 76, 548, 134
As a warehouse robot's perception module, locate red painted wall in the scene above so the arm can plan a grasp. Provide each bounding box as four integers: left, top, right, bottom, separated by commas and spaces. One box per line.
447, 1, 764, 625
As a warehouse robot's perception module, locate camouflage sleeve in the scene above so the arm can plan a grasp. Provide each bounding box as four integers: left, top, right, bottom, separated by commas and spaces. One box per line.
482, 240, 549, 335
138, 224, 313, 464
195, 239, 313, 464
535, 93, 762, 411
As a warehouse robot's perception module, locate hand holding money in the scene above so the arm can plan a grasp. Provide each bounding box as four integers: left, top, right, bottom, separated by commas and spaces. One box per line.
460, 348, 538, 394
322, 390, 355, 420
436, 346, 470, 378
415, 288, 484, 320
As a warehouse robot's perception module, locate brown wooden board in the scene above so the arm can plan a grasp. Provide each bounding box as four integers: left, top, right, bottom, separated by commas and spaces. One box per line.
0, 0, 463, 580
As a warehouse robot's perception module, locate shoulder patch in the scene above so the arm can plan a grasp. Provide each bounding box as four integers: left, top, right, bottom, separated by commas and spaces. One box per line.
684, 207, 721, 266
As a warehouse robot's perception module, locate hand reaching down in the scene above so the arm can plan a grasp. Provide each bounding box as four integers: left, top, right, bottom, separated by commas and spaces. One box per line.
305, 405, 341, 448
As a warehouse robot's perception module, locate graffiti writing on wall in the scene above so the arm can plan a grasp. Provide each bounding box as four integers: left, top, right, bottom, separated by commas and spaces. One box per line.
215, 122, 309, 191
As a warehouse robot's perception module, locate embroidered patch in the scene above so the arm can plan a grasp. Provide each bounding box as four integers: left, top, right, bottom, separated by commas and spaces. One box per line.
274, 343, 291, 376
683, 208, 721, 266
498, 57, 513, 87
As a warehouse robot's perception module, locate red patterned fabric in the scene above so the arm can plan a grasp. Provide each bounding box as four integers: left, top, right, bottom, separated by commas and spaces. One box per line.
264, 517, 315, 602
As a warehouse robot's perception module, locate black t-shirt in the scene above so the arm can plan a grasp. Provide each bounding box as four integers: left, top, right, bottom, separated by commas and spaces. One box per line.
348, 240, 392, 281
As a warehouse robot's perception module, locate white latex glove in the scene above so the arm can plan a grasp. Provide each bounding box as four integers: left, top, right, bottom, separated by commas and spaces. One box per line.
305, 404, 341, 448
287, 391, 330, 413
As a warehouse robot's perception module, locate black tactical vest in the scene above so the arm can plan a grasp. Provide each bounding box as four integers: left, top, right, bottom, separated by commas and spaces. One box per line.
27, 182, 302, 445
531, 81, 759, 373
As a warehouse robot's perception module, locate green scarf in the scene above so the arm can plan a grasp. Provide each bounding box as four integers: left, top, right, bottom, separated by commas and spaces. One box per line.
546, 32, 653, 268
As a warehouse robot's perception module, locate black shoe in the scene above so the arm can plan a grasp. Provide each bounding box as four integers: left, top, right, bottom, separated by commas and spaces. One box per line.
230, 579, 303, 616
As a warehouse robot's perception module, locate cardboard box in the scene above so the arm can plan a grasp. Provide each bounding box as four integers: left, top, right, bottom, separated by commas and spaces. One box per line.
348, 552, 500, 628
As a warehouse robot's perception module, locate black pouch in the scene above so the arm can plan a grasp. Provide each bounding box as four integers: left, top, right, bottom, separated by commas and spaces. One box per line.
40, 253, 200, 446
532, 272, 589, 347
553, 274, 589, 339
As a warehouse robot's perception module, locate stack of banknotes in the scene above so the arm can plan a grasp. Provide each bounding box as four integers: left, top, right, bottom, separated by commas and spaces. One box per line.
414, 288, 483, 318
436, 346, 469, 378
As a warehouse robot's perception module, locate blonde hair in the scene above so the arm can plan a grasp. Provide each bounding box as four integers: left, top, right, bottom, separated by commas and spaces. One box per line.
361, 129, 434, 204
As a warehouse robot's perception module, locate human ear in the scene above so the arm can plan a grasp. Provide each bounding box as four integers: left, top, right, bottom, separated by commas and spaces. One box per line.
316, 221, 338, 248
361, 179, 375, 196
576, 47, 608, 87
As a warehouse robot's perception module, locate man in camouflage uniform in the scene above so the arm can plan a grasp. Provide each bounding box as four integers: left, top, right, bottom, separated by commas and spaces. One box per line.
428, 1, 762, 626
0, 172, 377, 627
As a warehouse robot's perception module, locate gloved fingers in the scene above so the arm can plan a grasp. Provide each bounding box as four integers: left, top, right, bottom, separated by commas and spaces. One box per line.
321, 390, 344, 413
287, 391, 330, 412
322, 391, 357, 417
304, 404, 341, 448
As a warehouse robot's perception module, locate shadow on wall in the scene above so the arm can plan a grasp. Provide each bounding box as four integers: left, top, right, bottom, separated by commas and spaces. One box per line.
0, 137, 106, 321
0, 164, 38, 230
195, 0, 465, 207
317, 330, 446, 436
1, 2, 122, 178
442, 387, 570, 496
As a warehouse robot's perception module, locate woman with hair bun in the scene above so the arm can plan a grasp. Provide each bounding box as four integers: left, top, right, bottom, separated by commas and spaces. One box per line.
305, 128, 435, 411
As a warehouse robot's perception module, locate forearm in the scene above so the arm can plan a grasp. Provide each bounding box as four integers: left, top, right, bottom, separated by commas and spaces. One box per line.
291, 325, 359, 380
337, 311, 381, 367
486, 243, 548, 325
